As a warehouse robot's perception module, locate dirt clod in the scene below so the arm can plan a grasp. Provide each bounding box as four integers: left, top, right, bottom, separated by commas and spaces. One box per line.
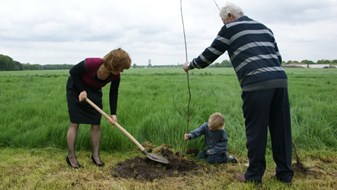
112, 146, 199, 181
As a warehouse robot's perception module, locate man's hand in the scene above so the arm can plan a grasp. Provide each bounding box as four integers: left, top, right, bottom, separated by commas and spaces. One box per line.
183, 61, 190, 72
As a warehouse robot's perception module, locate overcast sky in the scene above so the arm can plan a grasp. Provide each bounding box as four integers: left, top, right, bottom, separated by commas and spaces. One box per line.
1, 0, 337, 65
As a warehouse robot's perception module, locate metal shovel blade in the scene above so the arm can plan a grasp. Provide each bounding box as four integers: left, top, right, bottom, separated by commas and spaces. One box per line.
143, 150, 169, 164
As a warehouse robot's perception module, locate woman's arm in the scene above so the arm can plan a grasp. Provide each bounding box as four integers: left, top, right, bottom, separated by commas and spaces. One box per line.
69, 61, 86, 92
109, 78, 120, 116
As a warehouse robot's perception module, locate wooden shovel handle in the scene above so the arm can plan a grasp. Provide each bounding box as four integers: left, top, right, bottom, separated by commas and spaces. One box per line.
85, 98, 145, 152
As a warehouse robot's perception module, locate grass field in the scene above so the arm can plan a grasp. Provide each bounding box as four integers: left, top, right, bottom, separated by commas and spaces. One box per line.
0, 68, 337, 189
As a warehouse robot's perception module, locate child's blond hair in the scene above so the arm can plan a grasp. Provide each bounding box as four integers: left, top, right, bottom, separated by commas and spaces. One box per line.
208, 112, 225, 130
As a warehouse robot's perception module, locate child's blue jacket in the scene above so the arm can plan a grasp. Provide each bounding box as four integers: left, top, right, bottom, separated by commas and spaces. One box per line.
188, 122, 228, 155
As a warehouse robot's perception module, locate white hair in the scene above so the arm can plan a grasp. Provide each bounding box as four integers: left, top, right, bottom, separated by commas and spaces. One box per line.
219, 2, 244, 20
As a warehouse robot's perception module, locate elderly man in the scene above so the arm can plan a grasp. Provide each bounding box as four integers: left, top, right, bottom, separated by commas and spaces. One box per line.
183, 2, 294, 184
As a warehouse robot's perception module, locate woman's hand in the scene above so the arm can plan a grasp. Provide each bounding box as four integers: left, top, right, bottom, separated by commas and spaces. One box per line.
110, 115, 117, 123
78, 91, 87, 102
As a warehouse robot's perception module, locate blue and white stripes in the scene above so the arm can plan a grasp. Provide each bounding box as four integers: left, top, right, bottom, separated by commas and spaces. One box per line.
190, 16, 287, 89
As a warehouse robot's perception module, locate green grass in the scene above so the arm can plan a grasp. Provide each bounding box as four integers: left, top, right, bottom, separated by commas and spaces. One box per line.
1, 68, 336, 152
0, 68, 337, 189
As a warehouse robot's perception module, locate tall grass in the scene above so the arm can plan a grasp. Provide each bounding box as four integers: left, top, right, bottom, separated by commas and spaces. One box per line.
288, 69, 337, 150
0, 68, 336, 154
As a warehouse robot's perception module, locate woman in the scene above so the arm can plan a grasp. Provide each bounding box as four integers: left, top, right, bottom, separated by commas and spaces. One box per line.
66, 48, 131, 168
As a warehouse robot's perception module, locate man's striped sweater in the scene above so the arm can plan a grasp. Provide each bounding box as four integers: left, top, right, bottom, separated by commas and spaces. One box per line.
189, 16, 288, 92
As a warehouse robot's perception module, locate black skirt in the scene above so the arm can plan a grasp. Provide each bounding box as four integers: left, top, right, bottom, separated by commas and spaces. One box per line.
66, 77, 102, 125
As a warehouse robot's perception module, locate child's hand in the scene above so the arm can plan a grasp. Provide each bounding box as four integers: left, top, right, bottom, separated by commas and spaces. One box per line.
184, 133, 190, 140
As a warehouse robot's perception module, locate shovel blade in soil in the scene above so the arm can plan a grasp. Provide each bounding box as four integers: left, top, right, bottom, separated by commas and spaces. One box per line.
145, 152, 169, 164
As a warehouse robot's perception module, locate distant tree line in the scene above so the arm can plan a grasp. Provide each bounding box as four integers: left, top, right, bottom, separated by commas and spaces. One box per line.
284, 59, 337, 65
1, 54, 337, 71
210, 60, 232, 67
0, 54, 73, 71
210, 59, 337, 67
133, 60, 234, 68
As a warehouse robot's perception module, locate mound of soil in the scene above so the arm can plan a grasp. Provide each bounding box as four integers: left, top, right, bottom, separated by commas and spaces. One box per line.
112, 146, 199, 181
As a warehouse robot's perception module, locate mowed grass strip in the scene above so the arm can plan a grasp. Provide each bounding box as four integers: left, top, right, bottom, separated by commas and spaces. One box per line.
0, 147, 336, 189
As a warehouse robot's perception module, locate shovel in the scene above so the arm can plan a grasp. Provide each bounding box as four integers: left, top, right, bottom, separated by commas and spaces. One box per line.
85, 98, 169, 164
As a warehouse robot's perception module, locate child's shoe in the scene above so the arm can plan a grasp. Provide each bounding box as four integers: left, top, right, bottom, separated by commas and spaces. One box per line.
227, 155, 238, 163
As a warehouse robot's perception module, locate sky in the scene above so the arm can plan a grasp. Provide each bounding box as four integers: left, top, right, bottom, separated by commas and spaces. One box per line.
1, 0, 337, 65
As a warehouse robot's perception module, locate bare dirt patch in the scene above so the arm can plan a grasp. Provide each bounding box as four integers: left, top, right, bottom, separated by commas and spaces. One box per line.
111, 146, 199, 181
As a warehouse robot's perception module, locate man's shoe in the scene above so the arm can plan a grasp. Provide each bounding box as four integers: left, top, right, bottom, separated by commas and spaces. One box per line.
236, 173, 262, 184
275, 176, 292, 186
235, 173, 246, 182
